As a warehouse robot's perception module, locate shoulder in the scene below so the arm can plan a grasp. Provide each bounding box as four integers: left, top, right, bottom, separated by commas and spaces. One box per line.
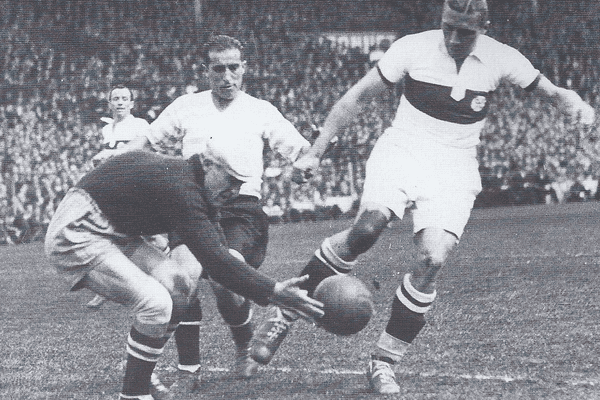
382, 30, 441, 63
239, 92, 280, 113
169, 91, 212, 109
473, 34, 525, 62
392, 29, 441, 49
132, 116, 150, 126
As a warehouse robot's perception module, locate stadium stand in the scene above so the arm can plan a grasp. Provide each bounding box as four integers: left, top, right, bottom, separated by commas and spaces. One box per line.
1, 0, 600, 242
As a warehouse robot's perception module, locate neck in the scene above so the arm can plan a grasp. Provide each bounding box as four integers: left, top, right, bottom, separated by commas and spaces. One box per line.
113, 114, 129, 123
212, 92, 235, 110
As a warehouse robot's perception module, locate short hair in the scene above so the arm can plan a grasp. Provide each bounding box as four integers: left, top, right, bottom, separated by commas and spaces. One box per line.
445, 0, 488, 14
108, 84, 134, 101
203, 35, 245, 63
443, 0, 489, 30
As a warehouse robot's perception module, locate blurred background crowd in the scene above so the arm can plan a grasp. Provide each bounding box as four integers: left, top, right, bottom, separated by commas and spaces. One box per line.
1, 0, 600, 243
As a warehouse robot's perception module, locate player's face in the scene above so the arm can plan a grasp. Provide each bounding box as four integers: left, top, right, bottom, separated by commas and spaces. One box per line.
203, 163, 243, 207
108, 88, 134, 119
441, 11, 481, 61
206, 48, 246, 103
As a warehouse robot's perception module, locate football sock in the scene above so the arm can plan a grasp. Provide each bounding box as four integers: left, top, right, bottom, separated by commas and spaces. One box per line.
298, 237, 356, 296
175, 297, 202, 370
374, 274, 436, 363
229, 310, 254, 351
121, 327, 169, 397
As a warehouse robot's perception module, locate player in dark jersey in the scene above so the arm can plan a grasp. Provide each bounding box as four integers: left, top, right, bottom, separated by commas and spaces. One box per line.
45, 136, 323, 400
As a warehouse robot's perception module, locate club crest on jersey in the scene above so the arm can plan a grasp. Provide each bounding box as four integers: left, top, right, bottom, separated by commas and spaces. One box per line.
471, 95, 486, 112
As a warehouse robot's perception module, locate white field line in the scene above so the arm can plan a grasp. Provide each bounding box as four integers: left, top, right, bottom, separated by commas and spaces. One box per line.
154, 364, 599, 387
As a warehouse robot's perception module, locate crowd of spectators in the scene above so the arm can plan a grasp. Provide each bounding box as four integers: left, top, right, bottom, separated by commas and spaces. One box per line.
1, 0, 600, 242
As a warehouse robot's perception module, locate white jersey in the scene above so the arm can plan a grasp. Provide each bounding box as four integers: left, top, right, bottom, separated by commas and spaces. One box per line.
101, 115, 150, 149
148, 90, 309, 198
378, 30, 540, 149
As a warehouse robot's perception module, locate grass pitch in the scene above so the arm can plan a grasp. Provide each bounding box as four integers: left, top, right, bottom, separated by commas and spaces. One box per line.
2, 202, 600, 399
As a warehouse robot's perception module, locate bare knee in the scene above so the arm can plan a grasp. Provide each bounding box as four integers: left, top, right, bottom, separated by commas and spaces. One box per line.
134, 285, 173, 337
410, 229, 458, 292
346, 209, 390, 257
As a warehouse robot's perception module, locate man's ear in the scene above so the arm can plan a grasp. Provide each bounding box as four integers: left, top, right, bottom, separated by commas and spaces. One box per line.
481, 20, 491, 33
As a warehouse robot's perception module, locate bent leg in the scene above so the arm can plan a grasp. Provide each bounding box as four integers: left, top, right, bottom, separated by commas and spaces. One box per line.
80, 239, 177, 398
299, 204, 392, 295
251, 204, 394, 365
217, 208, 267, 377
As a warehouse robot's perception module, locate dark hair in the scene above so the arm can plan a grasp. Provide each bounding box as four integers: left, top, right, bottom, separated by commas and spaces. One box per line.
108, 84, 134, 101
446, 0, 488, 14
203, 35, 245, 63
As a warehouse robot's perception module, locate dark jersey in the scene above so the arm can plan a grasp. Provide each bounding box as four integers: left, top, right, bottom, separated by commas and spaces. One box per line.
76, 150, 276, 305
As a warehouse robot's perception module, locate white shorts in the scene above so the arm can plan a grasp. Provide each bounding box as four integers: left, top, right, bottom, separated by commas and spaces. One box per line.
361, 128, 482, 238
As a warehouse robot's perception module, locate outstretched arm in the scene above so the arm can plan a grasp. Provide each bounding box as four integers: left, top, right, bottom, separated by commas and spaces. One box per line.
533, 75, 595, 125
294, 67, 391, 176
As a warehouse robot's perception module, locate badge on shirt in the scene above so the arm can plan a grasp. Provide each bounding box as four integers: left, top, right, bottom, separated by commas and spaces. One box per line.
471, 95, 487, 112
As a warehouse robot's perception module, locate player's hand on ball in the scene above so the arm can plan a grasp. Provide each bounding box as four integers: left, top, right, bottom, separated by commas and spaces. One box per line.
271, 275, 324, 321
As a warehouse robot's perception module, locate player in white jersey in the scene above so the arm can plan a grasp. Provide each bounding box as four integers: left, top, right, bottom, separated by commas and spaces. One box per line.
92, 85, 151, 166
251, 0, 596, 394
126, 35, 310, 382
87, 85, 153, 310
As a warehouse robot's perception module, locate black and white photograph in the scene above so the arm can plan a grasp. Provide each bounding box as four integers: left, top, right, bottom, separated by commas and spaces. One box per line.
2, 0, 600, 399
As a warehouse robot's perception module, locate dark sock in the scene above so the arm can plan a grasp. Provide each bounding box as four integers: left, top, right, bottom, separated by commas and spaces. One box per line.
175, 297, 202, 367
122, 327, 167, 396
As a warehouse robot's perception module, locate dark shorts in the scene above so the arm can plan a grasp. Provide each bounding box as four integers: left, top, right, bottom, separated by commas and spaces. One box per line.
220, 195, 269, 269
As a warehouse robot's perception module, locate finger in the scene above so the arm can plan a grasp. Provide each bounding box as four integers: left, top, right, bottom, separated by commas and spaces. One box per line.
281, 275, 309, 287
289, 304, 324, 322
304, 304, 325, 319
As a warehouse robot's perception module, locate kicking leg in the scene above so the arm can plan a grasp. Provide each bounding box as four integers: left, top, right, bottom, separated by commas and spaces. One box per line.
252, 206, 391, 365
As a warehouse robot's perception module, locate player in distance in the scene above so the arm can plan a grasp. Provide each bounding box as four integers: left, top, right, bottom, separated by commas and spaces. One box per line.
251, 0, 596, 394
45, 137, 323, 400
92, 84, 151, 167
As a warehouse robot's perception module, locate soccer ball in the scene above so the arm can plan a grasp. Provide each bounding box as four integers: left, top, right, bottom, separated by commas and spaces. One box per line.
313, 275, 374, 336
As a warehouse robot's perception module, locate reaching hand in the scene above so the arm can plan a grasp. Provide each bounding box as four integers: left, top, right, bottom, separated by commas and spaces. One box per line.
292, 155, 320, 184
270, 275, 324, 322
291, 166, 313, 184
578, 102, 596, 126
91, 149, 112, 167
